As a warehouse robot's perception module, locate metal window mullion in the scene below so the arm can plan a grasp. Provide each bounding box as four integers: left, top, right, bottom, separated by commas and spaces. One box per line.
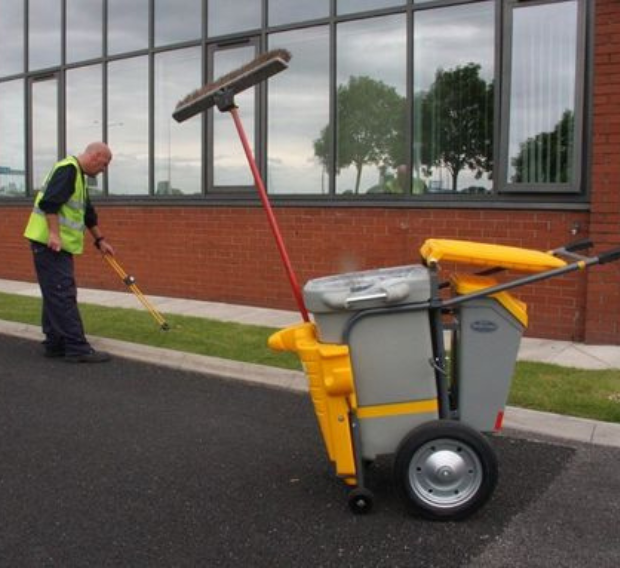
148, 0, 155, 196
329, 0, 336, 197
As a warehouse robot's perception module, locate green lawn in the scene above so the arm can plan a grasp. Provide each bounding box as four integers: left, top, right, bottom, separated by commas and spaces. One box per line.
1, 291, 619, 424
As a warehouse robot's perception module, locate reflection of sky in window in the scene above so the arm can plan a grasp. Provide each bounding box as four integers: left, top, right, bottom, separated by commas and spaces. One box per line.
32, 79, 58, 190
155, 0, 202, 46
208, 0, 261, 37
414, 2, 494, 92
66, 0, 102, 63
0, 0, 24, 77
338, 0, 404, 16
108, 57, 149, 195
108, 0, 148, 55
268, 0, 329, 26
29, 0, 61, 70
66, 66, 103, 157
0, 80, 25, 194
268, 27, 330, 194
154, 47, 201, 195
508, 1, 578, 175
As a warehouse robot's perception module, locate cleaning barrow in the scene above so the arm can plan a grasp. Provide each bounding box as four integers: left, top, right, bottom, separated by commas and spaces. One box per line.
269, 239, 620, 519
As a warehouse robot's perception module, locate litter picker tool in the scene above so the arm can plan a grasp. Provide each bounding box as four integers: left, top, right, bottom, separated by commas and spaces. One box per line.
173, 49, 310, 322
102, 253, 170, 331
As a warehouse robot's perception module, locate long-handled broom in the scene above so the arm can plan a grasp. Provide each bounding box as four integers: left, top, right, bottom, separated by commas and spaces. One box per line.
172, 49, 310, 322
103, 253, 170, 330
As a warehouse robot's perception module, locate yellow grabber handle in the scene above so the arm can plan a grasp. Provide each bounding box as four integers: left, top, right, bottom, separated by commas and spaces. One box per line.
102, 254, 170, 331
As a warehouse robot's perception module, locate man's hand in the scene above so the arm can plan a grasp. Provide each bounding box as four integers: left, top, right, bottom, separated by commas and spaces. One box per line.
98, 239, 115, 256
47, 232, 62, 252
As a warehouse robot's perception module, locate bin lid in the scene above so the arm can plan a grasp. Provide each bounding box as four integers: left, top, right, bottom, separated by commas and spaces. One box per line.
451, 273, 528, 327
420, 239, 566, 273
303, 265, 431, 313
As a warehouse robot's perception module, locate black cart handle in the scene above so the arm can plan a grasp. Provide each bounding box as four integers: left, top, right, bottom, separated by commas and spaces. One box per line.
563, 238, 593, 253
597, 247, 620, 265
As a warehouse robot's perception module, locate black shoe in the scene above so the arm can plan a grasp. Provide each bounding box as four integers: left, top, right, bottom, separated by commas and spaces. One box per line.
64, 350, 111, 364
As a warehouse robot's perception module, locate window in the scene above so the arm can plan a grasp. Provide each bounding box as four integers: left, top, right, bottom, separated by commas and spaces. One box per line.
268, 27, 330, 195
66, 65, 103, 193
155, 0, 202, 46
108, 0, 149, 55
335, 15, 407, 195
500, 0, 585, 193
154, 47, 202, 195
66, 0, 103, 63
29, 0, 61, 71
208, 0, 261, 37
0, 0, 24, 77
210, 44, 257, 189
0, 80, 25, 197
107, 57, 149, 196
338, 0, 405, 16
413, 2, 495, 195
31, 77, 59, 192
268, 0, 329, 26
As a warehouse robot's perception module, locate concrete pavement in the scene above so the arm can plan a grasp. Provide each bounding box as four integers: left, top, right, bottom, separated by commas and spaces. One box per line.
1, 277, 619, 448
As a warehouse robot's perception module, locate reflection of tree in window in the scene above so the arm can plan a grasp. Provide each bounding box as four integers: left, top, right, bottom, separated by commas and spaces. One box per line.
314, 76, 406, 195
511, 110, 574, 184
418, 63, 494, 193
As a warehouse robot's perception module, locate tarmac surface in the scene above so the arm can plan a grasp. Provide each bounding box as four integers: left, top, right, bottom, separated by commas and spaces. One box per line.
1, 333, 619, 567
1, 279, 620, 565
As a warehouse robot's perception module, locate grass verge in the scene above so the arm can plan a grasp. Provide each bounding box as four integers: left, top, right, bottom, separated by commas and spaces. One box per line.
1, 291, 619, 424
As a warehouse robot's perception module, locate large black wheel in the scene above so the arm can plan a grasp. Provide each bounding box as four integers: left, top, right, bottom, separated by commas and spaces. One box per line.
393, 420, 498, 521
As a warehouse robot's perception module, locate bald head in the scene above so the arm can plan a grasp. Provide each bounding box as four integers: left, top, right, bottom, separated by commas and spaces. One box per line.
78, 142, 113, 176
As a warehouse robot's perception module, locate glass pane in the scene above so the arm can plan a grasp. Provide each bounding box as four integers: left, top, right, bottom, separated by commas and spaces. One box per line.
338, 0, 404, 16
66, 66, 103, 195
208, 0, 261, 37
0, 0, 24, 77
107, 57, 149, 195
0, 80, 26, 197
268, 0, 329, 26
155, 47, 202, 195
336, 15, 407, 195
414, 2, 495, 195
155, 0, 202, 46
507, 1, 579, 185
108, 0, 149, 55
66, 0, 103, 63
32, 78, 58, 192
29, 0, 61, 71
268, 27, 329, 194
212, 46, 255, 187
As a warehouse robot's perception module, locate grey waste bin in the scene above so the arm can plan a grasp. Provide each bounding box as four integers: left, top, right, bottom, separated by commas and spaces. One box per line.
451, 275, 526, 432
303, 265, 439, 459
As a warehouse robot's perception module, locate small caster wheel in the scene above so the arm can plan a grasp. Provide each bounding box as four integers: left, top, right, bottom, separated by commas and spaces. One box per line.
348, 487, 374, 515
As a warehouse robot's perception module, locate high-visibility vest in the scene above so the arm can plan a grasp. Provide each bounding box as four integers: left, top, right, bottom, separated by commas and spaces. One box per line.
23, 156, 87, 254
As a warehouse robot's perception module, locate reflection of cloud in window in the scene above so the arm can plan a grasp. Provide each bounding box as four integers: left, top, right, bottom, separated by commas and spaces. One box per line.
414, 3, 494, 92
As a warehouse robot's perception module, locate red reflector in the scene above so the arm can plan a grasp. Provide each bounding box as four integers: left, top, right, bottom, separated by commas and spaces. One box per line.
494, 410, 505, 431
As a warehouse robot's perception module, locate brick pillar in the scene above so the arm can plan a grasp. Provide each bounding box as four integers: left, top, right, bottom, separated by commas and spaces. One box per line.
585, 0, 620, 344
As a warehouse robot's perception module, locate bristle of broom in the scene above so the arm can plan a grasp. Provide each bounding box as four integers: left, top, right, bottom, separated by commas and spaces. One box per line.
173, 49, 291, 123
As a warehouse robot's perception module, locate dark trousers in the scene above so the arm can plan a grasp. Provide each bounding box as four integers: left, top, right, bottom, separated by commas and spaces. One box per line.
30, 242, 92, 356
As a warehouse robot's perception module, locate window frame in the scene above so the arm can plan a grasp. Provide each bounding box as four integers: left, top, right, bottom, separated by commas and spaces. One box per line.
497, 0, 587, 195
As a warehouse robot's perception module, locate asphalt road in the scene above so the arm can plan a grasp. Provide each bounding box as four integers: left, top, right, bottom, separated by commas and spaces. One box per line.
1, 334, 619, 567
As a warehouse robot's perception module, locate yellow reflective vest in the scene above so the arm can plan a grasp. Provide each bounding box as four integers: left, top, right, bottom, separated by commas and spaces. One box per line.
23, 156, 87, 254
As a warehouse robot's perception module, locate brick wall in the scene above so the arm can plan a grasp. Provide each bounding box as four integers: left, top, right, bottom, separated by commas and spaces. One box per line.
2, 204, 592, 342
586, 0, 620, 343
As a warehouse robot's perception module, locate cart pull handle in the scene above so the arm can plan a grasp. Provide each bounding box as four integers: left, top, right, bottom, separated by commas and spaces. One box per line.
344, 291, 388, 308
563, 239, 593, 253
597, 247, 620, 265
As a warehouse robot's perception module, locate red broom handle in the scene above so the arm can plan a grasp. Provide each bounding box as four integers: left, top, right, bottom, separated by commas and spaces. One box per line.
229, 107, 310, 322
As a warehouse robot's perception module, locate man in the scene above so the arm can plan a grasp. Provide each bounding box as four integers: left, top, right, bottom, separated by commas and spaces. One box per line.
24, 142, 114, 363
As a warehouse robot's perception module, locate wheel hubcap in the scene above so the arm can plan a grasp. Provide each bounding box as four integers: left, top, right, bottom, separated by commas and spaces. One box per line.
408, 438, 483, 509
